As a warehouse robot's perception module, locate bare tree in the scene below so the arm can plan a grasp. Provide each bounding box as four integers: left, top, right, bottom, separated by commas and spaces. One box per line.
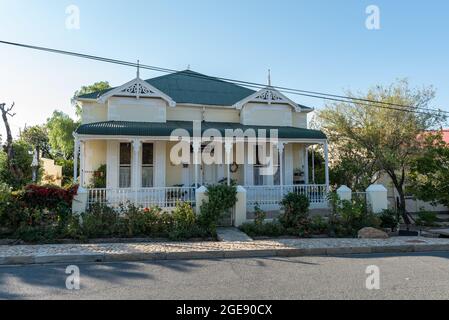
0, 102, 22, 182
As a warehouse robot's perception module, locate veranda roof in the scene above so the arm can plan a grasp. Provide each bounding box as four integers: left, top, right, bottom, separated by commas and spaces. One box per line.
75, 121, 327, 140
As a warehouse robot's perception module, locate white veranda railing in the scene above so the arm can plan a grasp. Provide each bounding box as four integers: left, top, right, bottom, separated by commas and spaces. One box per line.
245, 184, 328, 211
87, 187, 196, 210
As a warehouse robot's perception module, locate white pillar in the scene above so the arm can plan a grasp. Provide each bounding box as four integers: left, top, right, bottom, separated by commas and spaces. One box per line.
73, 137, 80, 184
337, 185, 352, 202
225, 141, 233, 186
195, 185, 208, 215
132, 139, 141, 204
284, 143, 293, 185
193, 141, 200, 188
304, 146, 309, 184
277, 142, 285, 193
234, 186, 247, 227
366, 184, 388, 214
80, 140, 85, 187
324, 141, 330, 192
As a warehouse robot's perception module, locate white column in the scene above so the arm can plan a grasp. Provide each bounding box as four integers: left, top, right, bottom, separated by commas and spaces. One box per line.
193, 141, 201, 188
324, 141, 330, 192
73, 137, 80, 184
277, 142, 285, 193
225, 141, 233, 186
154, 141, 166, 187
284, 143, 293, 185
80, 140, 85, 187
244, 142, 254, 186
304, 146, 309, 184
132, 139, 141, 205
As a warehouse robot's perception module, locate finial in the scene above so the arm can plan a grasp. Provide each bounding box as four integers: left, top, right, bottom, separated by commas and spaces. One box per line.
137, 60, 140, 78
268, 69, 271, 86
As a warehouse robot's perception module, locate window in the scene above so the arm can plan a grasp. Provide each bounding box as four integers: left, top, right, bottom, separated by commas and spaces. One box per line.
119, 143, 131, 188
142, 143, 154, 187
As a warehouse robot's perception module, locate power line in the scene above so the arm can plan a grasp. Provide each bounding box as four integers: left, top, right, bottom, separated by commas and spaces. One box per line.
0, 40, 446, 116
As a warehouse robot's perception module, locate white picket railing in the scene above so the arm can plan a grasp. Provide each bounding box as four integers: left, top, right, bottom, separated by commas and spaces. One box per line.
245, 184, 328, 211
87, 187, 196, 210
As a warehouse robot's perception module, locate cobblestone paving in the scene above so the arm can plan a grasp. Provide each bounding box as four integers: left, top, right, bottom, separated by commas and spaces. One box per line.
1, 237, 449, 260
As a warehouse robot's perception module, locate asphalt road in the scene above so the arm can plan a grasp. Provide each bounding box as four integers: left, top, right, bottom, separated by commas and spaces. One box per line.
1, 252, 449, 300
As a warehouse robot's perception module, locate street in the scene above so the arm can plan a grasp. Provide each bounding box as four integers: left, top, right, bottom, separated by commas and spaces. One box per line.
1, 252, 449, 300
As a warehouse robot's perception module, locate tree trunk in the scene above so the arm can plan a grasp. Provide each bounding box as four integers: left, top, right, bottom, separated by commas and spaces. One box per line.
396, 187, 411, 226
0, 103, 22, 184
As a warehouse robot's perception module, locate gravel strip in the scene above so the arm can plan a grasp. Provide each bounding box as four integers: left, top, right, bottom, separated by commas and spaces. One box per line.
1, 237, 449, 265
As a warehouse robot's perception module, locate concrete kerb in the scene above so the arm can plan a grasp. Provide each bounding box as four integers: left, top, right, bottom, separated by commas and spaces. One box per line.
2, 243, 449, 266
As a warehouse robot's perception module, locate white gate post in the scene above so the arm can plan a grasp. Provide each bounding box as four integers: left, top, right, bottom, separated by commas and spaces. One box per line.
337, 185, 352, 202
234, 186, 247, 227
195, 186, 208, 215
366, 184, 388, 214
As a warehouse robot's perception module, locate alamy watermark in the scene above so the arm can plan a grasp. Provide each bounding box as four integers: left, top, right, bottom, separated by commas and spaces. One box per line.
66, 265, 80, 290
365, 265, 380, 290
65, 5, 80, 30
365, 5, 380, 30
169, 120, 281, 176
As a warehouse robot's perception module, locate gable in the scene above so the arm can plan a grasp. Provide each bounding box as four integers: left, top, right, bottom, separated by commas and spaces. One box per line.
97, 77, 176, 106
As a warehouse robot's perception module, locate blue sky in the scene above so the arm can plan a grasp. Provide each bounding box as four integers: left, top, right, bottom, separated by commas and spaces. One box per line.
0, 0, 448, 136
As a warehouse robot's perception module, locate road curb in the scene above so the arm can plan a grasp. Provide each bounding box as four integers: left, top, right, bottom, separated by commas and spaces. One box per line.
2, 243, 449, 266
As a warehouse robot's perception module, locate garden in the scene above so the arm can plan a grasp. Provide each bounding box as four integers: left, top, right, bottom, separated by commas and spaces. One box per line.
0, 182, 237, 243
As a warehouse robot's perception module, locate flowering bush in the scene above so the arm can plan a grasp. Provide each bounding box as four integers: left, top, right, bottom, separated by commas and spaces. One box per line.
21, 184, 78, 210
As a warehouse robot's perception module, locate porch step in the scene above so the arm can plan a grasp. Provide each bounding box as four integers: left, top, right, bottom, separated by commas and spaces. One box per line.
216, 227, 253, 242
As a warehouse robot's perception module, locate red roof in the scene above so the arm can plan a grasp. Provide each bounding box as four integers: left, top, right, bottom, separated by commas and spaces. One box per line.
442, 130, 449, 144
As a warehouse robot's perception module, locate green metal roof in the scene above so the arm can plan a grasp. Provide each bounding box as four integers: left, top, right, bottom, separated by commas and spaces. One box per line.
77, 70, 312, 110
76, 121, 326, 140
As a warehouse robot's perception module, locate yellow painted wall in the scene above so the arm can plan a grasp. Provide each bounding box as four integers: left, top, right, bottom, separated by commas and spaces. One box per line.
292, 112, 308, 128
81, 102, 108, 124
166, 106, 240, 123
240, 103, 293, 126
108, 97, 167, 122
165, 141, 184, 186
40, 158, 63, 186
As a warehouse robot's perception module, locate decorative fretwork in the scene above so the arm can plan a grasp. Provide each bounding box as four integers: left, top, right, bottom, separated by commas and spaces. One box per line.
121, 83, 154, 96
254, 89, 284, 102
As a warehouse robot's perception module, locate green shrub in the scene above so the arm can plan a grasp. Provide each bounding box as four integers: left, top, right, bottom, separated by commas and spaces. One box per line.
279, 192, 310, 229
380, 209, 400, 230
253, 204, 266, 226
416, 210, 438, 227
81, 203, 121, 238
309, 216, 329, 235
198, 184, 237, 231
240, 221, 285, 238
328, 192, 380, 237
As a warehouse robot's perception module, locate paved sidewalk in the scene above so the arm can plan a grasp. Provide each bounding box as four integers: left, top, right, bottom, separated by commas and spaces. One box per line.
1, 237, 449, 266
216, 227, 253, 242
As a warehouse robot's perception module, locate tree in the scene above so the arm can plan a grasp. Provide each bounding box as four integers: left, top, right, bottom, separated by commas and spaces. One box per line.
20, 125, 50, 183
409, 132, 449, 207
0, 102, 24, 185
318, 79, 445, 225
0, 140, 33, 189
72, 81, 111, 117
46, 111, 79, 160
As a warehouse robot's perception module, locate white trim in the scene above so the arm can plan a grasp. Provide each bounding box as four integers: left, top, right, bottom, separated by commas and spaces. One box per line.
233, 86, 302, 112
97, 77, 176, 107
74, 133, 327, 145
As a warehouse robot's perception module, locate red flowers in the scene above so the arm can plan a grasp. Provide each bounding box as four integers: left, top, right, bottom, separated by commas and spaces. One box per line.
21, 184, 79, 209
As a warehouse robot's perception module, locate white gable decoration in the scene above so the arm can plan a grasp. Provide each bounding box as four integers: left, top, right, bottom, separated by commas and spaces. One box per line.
233, 87, 301, 112
98, 77, 176, 107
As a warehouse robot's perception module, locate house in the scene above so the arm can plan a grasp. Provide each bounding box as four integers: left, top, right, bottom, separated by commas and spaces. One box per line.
73, 69, 329, 218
